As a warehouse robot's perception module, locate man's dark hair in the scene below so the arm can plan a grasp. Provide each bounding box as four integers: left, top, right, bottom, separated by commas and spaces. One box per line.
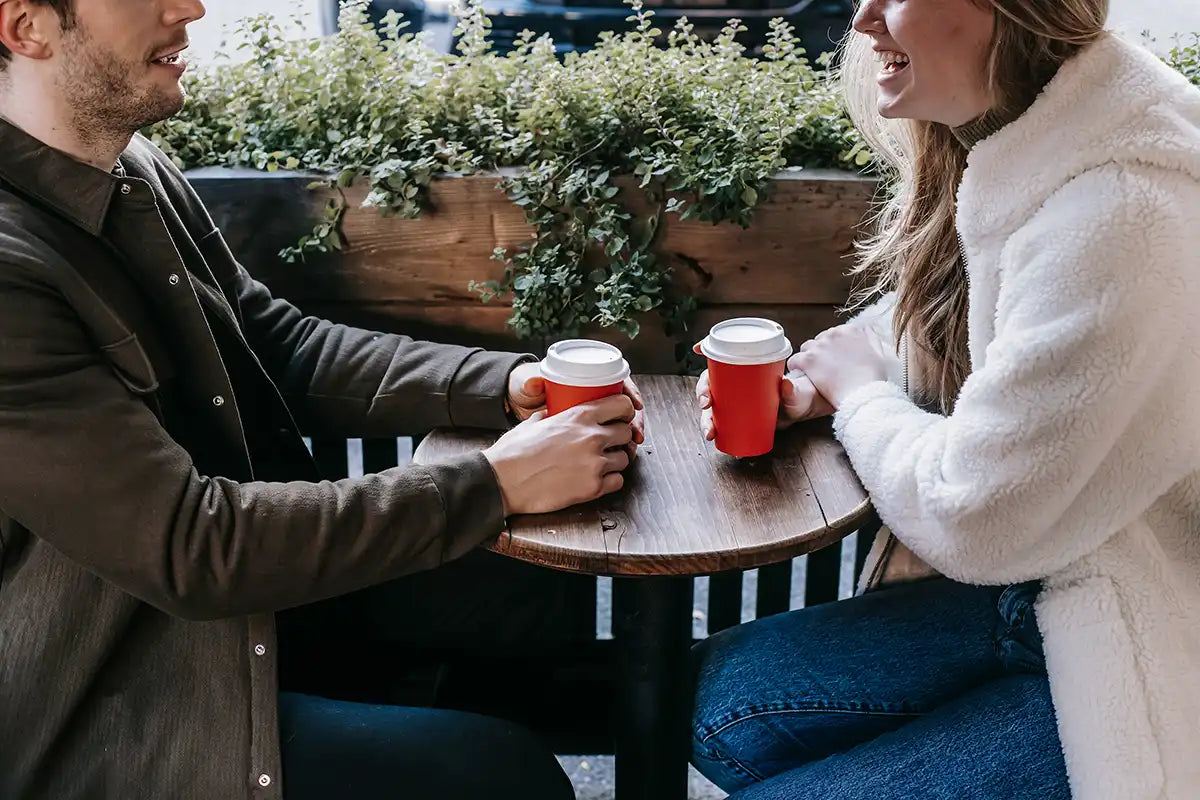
0, 0, 75, 68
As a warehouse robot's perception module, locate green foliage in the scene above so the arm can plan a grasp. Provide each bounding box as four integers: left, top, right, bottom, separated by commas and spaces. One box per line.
1166, 34, 1200, 88
151, 2, 1198, 343
146, 0, 860, 341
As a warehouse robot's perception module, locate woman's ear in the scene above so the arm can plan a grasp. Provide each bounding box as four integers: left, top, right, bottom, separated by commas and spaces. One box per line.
0, 0, 56, 66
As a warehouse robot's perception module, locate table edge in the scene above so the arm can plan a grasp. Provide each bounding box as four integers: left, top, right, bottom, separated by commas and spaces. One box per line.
486, 496, 874, 577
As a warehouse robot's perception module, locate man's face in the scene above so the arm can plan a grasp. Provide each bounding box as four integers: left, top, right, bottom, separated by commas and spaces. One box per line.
51, 0, 205, 134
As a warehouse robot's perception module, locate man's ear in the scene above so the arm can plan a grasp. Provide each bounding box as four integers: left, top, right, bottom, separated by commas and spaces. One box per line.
0, 0, 55, 64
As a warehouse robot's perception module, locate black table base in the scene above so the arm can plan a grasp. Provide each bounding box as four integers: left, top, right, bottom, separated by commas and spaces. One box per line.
613, 576, 696, 800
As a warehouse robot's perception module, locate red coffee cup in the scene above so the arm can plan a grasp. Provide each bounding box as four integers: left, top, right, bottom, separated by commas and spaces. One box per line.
540, 339, 631, 416
698, 318, 792, 457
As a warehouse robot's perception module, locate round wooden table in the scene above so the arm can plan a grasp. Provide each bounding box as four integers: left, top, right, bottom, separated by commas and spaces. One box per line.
414, 374, 872, 800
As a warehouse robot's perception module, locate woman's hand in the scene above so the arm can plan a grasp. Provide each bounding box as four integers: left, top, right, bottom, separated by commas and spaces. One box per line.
694, 367, 834, 441
788, 324, 892, 409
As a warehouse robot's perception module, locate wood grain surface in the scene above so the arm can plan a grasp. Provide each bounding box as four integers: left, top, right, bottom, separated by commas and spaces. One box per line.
196, 169, 876, 309
413, 375, 871, 576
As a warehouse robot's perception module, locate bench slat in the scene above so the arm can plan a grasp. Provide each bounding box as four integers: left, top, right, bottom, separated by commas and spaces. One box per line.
803, 543, 842, 607
756, 561, 793, 619
311, 436, 351, 481
362, 437, 401, 474
707, 572, 744, 634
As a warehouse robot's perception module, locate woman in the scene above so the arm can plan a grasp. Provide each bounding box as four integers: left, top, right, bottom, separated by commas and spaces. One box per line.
691, 1, 1200, 798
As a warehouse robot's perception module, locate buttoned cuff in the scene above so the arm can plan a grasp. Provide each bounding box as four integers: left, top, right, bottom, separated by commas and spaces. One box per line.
447, 350, 537, 430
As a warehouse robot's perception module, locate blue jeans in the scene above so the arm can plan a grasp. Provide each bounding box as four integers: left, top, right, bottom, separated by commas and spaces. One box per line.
279, 692, 574, 800
690, 578, 1069, 798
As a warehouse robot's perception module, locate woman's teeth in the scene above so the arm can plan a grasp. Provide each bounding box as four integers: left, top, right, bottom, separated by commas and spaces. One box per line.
878, 51, 910, 74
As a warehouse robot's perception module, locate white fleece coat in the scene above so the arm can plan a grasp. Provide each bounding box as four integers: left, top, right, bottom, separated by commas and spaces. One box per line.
834, 34, 1200, 799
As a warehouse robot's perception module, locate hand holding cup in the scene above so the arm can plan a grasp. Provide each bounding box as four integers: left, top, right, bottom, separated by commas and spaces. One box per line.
484, 394, 637, 515
693, 318, 794, 457
507, 343, 645, 449
696, 366, 833, 442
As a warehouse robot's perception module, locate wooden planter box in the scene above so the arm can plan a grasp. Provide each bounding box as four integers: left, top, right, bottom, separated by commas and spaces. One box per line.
188, 167, 877, 371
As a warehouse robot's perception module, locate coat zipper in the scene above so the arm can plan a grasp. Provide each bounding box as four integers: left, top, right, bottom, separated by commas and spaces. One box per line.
903, 231, 968, 402
957, 230, 971, 291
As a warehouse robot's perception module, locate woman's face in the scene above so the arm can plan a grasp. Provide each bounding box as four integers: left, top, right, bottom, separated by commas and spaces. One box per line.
852, 0, 997, 126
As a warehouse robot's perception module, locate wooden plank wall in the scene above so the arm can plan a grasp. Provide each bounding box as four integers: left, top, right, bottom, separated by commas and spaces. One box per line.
189, 168, 878, 372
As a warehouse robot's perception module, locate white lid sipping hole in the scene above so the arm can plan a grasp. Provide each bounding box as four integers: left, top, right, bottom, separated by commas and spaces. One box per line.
698, 318, 792, 366
540, 339, 631, 387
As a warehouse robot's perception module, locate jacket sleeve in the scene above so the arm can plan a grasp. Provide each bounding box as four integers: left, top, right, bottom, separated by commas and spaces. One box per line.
832, 165, 1200, 584
0, 261, 507, 621
195, 228, 533, 439
150, 137, 533, 438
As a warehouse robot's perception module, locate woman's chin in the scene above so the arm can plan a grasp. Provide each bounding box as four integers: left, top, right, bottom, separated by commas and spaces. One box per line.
877, 98, 905, 119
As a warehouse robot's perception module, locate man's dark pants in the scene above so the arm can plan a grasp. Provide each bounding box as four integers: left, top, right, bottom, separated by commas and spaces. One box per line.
276, 550, 583, 799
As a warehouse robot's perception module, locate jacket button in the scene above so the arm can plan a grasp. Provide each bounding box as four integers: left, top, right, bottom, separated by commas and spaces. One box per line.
257, 773, 272, 787
168, 273, 180, 286
120, 184, 132, 195
212, 395, 225, 407
254, 643, 266, 656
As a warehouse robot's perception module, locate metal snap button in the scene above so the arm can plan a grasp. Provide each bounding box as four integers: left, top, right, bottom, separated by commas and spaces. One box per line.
212, 396, 225, 407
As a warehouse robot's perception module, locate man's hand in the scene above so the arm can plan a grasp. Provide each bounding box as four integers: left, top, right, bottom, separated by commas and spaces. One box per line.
788, 324, 892, 409
506, 361, 646, 449
695, 369, 834, 441
484, 394, 638, 515
506, 362, 550, 421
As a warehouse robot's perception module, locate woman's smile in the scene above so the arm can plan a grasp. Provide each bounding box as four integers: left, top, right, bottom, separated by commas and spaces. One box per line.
877, 49, 911, 86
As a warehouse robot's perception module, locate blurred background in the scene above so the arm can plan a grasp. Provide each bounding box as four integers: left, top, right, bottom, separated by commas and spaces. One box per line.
189, 0, 1200, 65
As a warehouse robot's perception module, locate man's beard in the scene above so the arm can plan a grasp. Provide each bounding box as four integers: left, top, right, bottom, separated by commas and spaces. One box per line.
54, 23, 185, 148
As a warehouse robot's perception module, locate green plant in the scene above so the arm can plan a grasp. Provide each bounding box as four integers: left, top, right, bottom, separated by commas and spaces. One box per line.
1166, 34, 1200, 88
147, 0, 862, 342
151, 3, 1198, 344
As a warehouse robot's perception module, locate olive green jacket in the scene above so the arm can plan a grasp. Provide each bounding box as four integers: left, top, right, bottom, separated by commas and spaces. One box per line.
0, 117, 528, 800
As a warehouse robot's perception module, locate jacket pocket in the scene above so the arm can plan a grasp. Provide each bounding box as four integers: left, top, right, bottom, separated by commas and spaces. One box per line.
100, 333, 171, 395
196, 229, 245, 324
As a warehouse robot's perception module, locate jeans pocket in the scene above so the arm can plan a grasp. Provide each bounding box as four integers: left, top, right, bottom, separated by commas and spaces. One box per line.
995, 581, 1047, 674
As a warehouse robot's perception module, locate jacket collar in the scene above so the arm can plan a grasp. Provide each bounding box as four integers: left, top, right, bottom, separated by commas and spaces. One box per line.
0, 115, 122, 236
957, 33, 1200, 244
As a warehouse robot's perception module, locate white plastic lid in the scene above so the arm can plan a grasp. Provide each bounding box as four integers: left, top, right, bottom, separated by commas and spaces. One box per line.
540, 339, 631, 387
698, 318, 792, 365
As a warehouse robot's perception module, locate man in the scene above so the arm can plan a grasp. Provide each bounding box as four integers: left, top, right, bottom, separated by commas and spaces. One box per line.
0, 0, 643, 797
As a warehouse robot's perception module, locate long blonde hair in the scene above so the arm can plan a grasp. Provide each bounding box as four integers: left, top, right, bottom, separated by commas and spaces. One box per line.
842, 0, 1109, 412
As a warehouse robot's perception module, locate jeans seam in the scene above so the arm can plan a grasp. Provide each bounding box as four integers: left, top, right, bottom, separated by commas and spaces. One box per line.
698, 702, 923, 744
694, 736, 766, 784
